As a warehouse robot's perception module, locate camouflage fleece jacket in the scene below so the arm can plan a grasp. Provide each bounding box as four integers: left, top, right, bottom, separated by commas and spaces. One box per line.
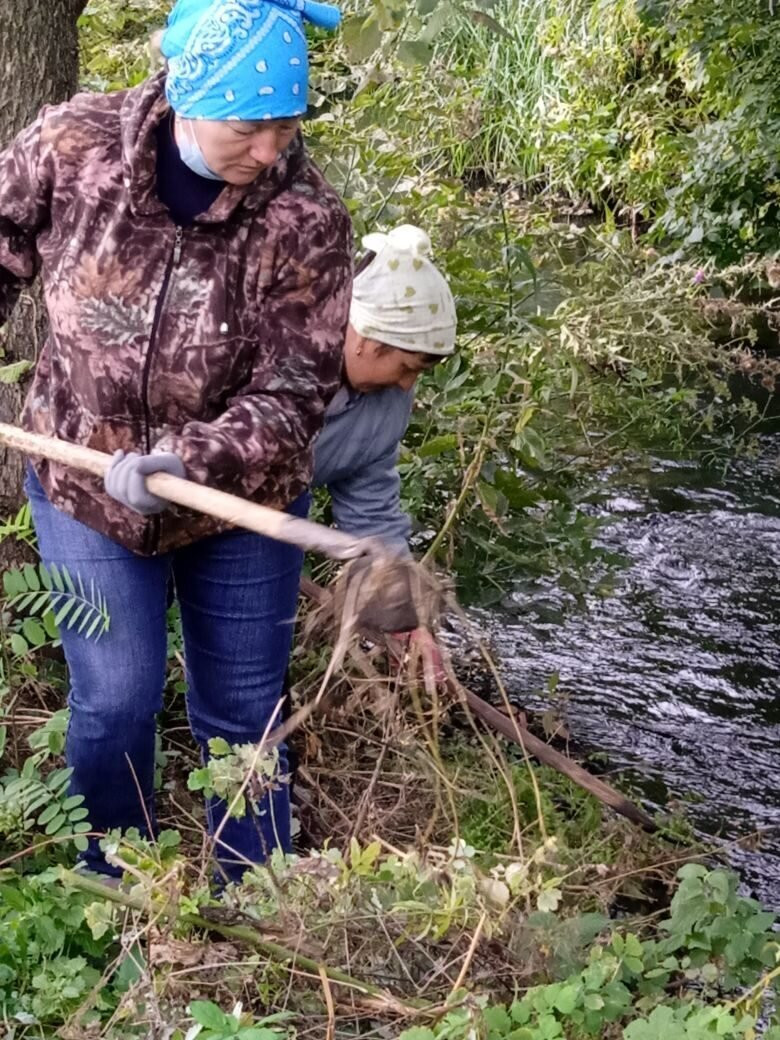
0, 72, 352, 555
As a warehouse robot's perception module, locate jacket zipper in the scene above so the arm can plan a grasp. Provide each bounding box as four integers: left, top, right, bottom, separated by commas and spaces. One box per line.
141, 224, 183, 554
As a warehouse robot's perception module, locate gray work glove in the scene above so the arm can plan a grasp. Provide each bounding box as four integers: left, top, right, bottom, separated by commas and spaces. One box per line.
104, 450, 186, 515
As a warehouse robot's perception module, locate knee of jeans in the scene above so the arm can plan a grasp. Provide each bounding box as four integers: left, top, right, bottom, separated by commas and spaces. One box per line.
67, 652, 165, 722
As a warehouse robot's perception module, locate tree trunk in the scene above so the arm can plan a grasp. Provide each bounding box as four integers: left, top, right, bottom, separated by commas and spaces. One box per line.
0, 0, 87, 526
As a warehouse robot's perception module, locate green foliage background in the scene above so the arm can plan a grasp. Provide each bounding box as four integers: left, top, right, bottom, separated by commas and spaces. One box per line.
0, 1, 779, 1036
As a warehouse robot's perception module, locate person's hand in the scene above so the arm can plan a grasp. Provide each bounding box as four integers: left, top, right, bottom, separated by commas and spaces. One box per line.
387, 626, 447, 686
104, 450, 186, 515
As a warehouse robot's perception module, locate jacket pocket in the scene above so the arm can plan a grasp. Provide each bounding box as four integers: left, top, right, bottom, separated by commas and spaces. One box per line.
150, 328, 260, 426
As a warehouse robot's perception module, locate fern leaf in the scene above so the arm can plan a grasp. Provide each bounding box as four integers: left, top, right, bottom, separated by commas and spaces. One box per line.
22, 564, 40, 592
68, 601, 87, 632
86, 614, 103, 640
3, 569, 26, 598
13, 591, 38, 612
47, 767, 73, 790
31, 591, 52, 615
53, 599, 75, 628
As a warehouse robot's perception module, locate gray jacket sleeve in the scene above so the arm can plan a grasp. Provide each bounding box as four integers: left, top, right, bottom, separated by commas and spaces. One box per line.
327, 443, 412, 554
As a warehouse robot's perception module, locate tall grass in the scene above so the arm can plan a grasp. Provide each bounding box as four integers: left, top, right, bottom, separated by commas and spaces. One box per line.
427, 0, 560, 183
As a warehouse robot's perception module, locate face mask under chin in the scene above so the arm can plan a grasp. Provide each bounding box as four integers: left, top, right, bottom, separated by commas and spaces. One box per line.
176, 119, 224, 182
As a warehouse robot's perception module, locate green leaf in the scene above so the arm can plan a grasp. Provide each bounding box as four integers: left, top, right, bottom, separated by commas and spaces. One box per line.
22, 563, 41, 592
493, 469, 539, 509
44, 812, 68, 835
483, 1005, 512, 1032
49, 563, 65, 593
54, 597, 75, 628
252, 1012, 295, 1026
10, 633, 29, 656
115, 942, 146, 992
38, 802, 62, 826
22, 618, 47, 647
537, 887, 562, 913
398, 1029, 436, 1040
341, 13, 382, 63
208, 736, 233, 757
78, 608, 95, 635
67, 601, 87, 632
421, 2, 452, 41
398, 40, 433, 66
43, 609, 60, 639
553, 984, 580, 1014
47, 767, 73, 789
685, 224, 704, 244
86, 613, 105, 639
4, 569, 27, 597
418, 434, 458, 458
239, 1030, 287, 1040
31, 590, 53, 615
188, 767, 212, 792
190, 1000, 231, 1030
0, 884, 27, 911
0, 359, 33, 384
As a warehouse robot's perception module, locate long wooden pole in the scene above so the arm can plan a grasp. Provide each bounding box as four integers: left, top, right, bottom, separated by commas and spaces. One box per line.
0, 424, 381, 562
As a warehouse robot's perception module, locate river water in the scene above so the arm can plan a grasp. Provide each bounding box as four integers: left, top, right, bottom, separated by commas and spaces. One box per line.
479, 435, 780, 907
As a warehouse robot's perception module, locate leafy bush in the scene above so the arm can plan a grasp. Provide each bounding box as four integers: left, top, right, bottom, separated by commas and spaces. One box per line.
398, 865, 780, 1040
0, 870, 119, 1030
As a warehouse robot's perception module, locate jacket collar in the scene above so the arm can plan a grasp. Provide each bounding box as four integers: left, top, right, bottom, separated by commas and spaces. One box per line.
120, 71, 303, 222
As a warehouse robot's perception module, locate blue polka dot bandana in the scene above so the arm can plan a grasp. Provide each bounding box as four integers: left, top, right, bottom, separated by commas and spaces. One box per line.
162, 0, 340, 121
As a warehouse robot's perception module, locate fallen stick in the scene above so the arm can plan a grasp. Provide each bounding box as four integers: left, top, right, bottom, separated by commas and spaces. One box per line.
452, 678, 655, 829
299, 578, 656, 831
60, 869, 429, 1014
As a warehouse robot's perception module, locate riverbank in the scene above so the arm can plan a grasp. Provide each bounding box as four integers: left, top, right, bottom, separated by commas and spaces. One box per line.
3, 644, 774, 1039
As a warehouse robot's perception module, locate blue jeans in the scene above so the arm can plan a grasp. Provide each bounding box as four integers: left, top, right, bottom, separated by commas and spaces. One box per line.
25, 469, 307, 883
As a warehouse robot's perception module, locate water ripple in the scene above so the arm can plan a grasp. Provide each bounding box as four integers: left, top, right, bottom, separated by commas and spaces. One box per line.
479, 438, 780, 905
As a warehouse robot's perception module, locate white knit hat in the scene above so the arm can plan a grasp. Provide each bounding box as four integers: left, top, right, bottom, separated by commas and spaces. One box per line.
350, 225, 457, 357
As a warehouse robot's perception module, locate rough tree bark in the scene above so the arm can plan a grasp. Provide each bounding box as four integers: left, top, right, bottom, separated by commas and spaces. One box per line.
0, 0, 88, 525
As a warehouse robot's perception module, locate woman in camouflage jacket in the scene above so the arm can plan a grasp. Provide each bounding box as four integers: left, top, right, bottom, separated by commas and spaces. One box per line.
0, 0, 351, 881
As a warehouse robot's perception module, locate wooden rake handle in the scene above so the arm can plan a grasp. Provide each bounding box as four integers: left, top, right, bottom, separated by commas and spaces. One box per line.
0, 423, 382, 562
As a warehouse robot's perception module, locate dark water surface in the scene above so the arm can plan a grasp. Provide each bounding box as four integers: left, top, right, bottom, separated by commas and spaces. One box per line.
479, 436, 780, 906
